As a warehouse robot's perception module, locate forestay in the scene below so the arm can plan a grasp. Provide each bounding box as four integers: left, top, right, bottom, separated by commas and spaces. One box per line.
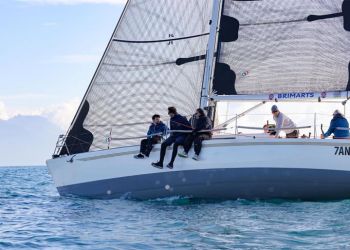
213, 0, 350, 96
60, 0, 212, 155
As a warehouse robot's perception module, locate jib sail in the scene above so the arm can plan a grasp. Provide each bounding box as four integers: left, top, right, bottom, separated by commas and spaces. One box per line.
60, 0, 213, 155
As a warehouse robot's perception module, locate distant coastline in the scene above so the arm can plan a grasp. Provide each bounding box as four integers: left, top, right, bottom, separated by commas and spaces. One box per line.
0, 165, 46, 168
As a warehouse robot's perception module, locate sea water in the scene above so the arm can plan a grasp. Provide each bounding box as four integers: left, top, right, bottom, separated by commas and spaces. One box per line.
0, 166, 350, 249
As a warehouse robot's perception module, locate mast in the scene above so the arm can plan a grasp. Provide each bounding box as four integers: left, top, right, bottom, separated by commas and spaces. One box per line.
200, 0, 222, 109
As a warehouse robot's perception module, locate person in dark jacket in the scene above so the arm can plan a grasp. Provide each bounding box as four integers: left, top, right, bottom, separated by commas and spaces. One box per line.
152, 107, 191, 169
321, 109, 349, 139
134, 114, 167, 159
178, 108, 212, 160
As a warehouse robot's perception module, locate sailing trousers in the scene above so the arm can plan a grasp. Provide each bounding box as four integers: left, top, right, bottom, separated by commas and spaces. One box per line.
140, 136, 161, 157
286, 130, 299, 138
183, 134, 211, 155
159, 135, 186, 165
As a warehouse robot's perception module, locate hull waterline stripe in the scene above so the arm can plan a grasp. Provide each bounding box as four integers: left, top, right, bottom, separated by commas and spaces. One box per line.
56, 167, 350, 201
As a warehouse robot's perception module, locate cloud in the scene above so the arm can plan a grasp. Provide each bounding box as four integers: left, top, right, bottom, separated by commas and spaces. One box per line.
42, 98, 80, 130
0, 97, 79, 131
18, 0, 126, 5
51, 54, 100, 64
0, 115, 64, 166
0, 102, 9, 120
0, 93, 50, 101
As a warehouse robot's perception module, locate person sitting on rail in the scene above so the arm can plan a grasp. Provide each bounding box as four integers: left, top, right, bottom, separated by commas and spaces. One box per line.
134, 114, 167, 159
271, 105, 299, 138
152, 107, 191, 169
178, 108, 212, 161
321, 109, 349, 139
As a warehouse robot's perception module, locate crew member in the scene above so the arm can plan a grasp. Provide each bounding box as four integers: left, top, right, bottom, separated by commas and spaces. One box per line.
321, 109, 349, 139
152, 107, 191, 169
178, 108, 212, 160
134, 114, 167, 159
271, 105, 299, 138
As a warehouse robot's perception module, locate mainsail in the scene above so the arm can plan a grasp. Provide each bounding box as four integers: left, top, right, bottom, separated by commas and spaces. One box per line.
60, 0, 213, 155
213, 0, 350, 96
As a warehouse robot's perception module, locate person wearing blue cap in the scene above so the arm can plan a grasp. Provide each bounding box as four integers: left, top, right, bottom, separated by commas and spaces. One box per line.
271, 105, 299, 138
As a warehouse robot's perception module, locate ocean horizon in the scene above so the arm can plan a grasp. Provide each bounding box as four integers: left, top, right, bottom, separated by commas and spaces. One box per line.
0, 166, 350, 249
0, 165, 46, 168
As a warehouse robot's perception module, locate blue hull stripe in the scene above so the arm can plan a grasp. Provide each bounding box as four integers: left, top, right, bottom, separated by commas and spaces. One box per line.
57, 168, 350, 200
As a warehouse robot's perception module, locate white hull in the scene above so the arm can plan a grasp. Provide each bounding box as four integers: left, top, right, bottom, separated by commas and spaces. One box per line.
46, 138, 350, 200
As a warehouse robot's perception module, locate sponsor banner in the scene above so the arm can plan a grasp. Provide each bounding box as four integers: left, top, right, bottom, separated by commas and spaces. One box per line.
268, 91, 346, 100
269, 92, 315, 100
213, 91, 347, 102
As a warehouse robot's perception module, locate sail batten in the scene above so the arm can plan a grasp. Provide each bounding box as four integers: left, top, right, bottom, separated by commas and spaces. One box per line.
112, 33, 210, 43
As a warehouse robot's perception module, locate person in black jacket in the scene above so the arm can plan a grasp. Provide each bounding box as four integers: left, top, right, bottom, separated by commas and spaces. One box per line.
152, 107, 191, 169
134, 114, 167, 159
178, 108, 212, 160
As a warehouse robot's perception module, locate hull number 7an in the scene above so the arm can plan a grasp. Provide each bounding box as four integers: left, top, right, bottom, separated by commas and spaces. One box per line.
334, 146, 350, 155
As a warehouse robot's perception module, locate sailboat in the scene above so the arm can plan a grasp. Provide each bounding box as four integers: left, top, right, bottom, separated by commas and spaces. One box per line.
47, 0, 350, 200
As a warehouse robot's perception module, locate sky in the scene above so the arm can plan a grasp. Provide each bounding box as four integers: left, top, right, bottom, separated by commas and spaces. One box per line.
0, 0, 125, 129
0, 0, 127, 166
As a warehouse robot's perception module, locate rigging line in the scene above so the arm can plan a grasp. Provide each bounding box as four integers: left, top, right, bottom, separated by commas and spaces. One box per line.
170, 120, 195, 129
83, 115, 195, 128
111, 132, 164, 141
84, 122, 151, 127
111, 129, 226, 141
68, 135, 105, 150
112, 32, 210, 44
237, 126, 312, 131
215, 101, 266, 129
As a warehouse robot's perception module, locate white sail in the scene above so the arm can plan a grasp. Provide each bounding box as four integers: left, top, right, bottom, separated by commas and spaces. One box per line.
213, 0, 350, 96
61, 0, 213, 154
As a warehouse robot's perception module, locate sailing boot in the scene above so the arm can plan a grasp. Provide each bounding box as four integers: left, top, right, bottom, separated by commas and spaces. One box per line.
134, 153, 145, 159
192, 154, 200, 161
166, 162, 174, 169
178, 151, 188, 158
152, 161, 163, 169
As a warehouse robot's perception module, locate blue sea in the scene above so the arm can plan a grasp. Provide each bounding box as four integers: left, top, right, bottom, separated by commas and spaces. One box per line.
1, 166, 350, 249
